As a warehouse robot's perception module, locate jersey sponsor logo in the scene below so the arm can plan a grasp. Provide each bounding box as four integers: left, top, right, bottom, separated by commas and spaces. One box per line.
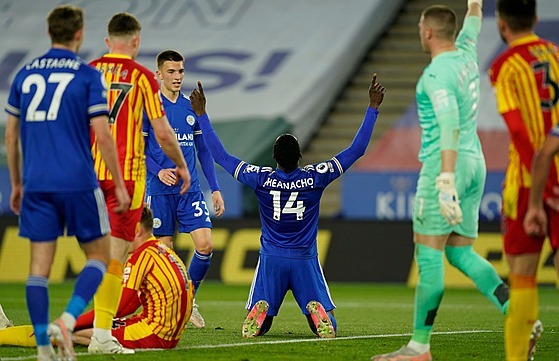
186, 115, 195, 126
175, 131, 194, 146
123, 266, 131, 283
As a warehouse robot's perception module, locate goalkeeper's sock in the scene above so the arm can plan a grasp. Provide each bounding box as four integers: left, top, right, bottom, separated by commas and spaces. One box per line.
93, 259, 123, 342
411, 244, 444, 346
505, 274, 538, 361
0, 325, 36, 347
26, 275, 50, 346
445, 245, 509, 314
189, 251, 212, 295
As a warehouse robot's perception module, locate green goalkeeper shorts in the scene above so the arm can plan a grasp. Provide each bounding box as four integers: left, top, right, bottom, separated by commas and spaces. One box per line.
412, 154, 486, 238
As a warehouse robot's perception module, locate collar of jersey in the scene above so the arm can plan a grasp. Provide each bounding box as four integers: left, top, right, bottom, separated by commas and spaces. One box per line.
102, 53, 133, 60
510, 33, 539, 48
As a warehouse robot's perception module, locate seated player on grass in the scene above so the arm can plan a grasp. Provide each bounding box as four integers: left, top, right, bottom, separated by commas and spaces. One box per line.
0, 207, 194, 350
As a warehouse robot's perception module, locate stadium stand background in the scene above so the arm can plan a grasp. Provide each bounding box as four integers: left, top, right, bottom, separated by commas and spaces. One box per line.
0, 0, 558, 285
0, 0, 405, 216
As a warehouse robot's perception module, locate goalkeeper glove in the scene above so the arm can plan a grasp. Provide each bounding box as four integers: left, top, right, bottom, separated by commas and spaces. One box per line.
436, 172, 463, 226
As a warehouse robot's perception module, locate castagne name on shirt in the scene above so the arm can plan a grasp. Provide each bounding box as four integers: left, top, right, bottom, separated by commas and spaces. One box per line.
26, 57, 81, 71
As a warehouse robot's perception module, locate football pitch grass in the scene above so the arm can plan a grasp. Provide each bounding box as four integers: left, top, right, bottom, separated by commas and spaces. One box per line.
0, 282, 557, 360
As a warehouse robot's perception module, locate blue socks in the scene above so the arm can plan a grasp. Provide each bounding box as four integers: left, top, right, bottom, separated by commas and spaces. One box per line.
26, 276, 50, 346
66, 259, 107, 319
189, 251, 212, 295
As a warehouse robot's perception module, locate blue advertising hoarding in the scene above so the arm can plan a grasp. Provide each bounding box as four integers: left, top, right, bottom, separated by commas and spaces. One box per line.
341, 171, 504, 221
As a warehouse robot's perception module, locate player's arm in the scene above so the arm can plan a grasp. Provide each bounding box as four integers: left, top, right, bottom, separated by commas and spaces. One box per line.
150, 115, 191, 193
189, 82, 244, 176
430, 83, 462, 225
466, 0, 482, 19
502, 109, 534, 171
195, 132, 225, 216
5, 114, 22, 215
91, 115, 131, 213
524, 133, 559, 236
335, 74, 385, 170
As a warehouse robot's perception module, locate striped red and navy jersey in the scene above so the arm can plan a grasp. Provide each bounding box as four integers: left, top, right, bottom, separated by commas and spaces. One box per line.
123, 238, 192, 341
489, 34, 559, 217
89, 54, 165, 181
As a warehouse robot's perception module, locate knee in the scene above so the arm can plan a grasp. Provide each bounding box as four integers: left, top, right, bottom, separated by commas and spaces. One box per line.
444, 245, 474, 268
195, 242, 213, 255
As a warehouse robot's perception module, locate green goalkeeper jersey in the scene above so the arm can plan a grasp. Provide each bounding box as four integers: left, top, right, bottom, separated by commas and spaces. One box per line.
415, 16, 483, 163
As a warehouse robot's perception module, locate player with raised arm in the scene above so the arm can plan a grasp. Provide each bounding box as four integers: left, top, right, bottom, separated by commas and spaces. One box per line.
4, 5, 130, 360
371, 1, 512, 360
189, 75, 385, 338
143, 50, 225, 328
88, 13, 191, 354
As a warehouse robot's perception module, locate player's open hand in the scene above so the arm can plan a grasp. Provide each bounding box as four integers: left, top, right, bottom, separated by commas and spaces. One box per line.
190, 81, 207, 117
158, 168, 178, 186
368, 73, 386, 109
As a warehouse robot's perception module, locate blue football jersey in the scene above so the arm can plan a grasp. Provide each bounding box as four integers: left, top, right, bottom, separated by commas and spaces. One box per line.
197, 108, 379, 259
5, 48, 109, 192
234, 161, 343, 258
143, 92, 201, 195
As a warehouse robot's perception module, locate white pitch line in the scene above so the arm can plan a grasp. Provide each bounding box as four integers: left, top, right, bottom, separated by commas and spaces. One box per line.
0, 330, 494, 360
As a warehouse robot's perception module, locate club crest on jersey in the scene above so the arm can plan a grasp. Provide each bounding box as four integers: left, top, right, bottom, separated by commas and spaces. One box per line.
153, 218, 162, 229
186, 115, 195, 126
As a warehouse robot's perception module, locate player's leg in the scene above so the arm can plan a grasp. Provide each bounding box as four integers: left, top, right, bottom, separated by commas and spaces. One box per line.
178, 192, 214, 328
0, 306, 34, 347
503, 187, 545, 361
146, 193, 178, 249
505, 253, 539, 361
445, 235, 509, 313
91, 180, 141, 354
290, 257, 336, 338
243, 255, 287, 338
446, 156, 509, 313
19, 193, 61, 360
372, 167, 445, 361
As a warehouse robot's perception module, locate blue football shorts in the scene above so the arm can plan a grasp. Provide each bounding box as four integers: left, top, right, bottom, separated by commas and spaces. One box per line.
146, 191, 212, 236
245, 254, 336, 316
19, 188, 110, 243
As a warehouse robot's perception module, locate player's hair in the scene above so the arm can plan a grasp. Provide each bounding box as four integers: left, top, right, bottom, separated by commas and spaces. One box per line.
47, 5, 84, 45
140, 206, 154, 231
421, 5, 457, 42
273, 133, 302, 173
157, 50, 185, 69
108, 12, 142, 37
497, 0, 536, 32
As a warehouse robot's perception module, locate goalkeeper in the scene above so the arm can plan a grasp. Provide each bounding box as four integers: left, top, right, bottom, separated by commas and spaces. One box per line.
372, 1, 509, 360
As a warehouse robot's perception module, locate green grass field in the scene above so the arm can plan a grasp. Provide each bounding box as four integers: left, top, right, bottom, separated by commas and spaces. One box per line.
0, 282, 557, 360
